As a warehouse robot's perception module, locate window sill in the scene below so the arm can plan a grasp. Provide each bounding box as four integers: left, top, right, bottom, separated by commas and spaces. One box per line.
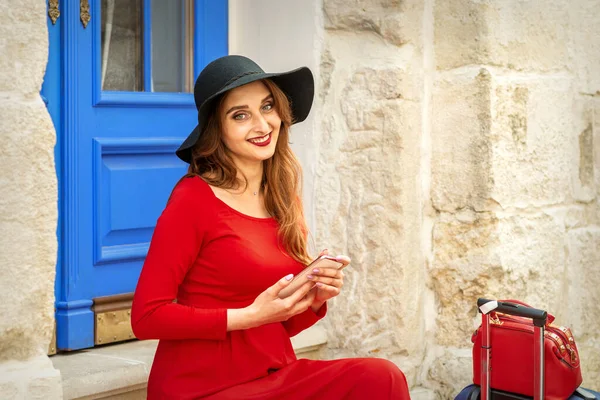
51, 325, 328, 400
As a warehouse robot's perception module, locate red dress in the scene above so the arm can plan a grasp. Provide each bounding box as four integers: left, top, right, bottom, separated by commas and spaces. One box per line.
131, 177, 410, 399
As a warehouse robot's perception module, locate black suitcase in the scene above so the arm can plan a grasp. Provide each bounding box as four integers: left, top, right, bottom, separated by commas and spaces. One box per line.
455, 384, 599, 400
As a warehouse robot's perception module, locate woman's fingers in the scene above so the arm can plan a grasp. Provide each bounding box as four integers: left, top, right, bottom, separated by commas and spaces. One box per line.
314, 282, 340, 296
334, 255, 351, 268
287, 287, 316, 316
310, 267, 343, 278
269, 273, 296, 297
308, 268, 343, 286
309, 275, 343, 288
318, 248, 329, 257
285, 281, 314, 305
298, 289, 316, 307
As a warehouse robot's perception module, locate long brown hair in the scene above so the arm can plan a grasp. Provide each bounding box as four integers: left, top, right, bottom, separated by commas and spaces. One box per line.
184, 79, 311, 265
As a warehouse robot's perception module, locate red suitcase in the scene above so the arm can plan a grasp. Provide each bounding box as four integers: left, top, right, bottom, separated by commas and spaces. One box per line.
474, 298, 592, 400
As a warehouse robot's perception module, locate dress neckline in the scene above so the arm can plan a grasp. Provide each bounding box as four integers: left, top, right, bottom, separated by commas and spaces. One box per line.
195, 176, 276, 223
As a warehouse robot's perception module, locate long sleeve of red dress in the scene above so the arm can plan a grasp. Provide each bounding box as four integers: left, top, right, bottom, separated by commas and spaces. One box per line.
282, 304, 327, 337
131, 179, 228, 340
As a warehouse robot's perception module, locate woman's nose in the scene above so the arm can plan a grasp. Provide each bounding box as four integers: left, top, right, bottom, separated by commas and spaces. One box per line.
254, 113, 271, 133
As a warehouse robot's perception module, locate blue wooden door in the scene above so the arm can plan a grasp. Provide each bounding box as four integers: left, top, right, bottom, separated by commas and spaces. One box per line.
43, 0, 227, 351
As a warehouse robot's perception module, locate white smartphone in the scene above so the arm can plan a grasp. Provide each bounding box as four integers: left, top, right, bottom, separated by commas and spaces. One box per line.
278, 255, 345, 299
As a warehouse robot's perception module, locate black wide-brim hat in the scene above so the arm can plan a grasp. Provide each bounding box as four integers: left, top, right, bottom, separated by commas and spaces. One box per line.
176, 55, 315, 163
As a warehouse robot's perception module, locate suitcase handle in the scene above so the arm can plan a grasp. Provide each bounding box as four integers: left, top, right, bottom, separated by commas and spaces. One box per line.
477, 298, 546, 400
477, 298, 548, 327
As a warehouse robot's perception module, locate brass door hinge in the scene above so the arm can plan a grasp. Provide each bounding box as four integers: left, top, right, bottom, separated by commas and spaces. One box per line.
93, 293, 136, 346
80, 0, 91, 28
48, 0, 59, 24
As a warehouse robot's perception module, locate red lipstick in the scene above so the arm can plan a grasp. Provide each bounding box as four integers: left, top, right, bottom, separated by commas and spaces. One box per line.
248, 133, 272, 147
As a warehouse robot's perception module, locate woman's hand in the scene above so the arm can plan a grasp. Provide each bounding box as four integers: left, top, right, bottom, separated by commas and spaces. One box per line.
227, 274, 316, 331
308, 250, 350, 312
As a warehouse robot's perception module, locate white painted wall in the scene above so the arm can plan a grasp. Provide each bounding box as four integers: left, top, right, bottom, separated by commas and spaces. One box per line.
228, 0, 323, 245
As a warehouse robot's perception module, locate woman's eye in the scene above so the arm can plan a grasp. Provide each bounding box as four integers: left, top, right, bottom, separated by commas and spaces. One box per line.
262, 103, 273, 112
233, 113, 248, 121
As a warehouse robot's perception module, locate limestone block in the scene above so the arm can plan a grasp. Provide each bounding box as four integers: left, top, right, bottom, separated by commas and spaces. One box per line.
0, 96, 57, 361
324, 0, 401, 30
433, 70, 590, 211
434, 0, 571, 72
595, 99, 600, 197
490, 77, 583, 207
343, 66, 420, 104
563, 204, 600, 230
378, 13, 408, 48
431, 68, 493, 212
320, 49, 335, 101
382, 0, 423, 48
570, 97, 596, 202
427, 349, 472, 399
576, 122, 595, 201
433, 0, 488, 70
434, 0, 600, 92
26, 371, 63, 399
495, 215, 566, 310
565, 228, 600, 389
568, 1, 600, 94
0, 380, 20, 399
316, 69, 423, 381
430, 211, 499, 347
431, 211, 566, 347
0, 0, 49, 93
323, 0, 419, 47
577, 339, 600, 392
0, 356, 62, 400
409, 387, 437, 400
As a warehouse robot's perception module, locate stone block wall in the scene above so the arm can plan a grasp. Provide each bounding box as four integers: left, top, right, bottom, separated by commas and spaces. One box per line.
315, 0, 427, 385
316, 0, 600, 397
0, 0, 62, 398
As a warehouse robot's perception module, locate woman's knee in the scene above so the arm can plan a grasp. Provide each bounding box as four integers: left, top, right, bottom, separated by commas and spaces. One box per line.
356, 358, 406, 381
350, 358, 410, 398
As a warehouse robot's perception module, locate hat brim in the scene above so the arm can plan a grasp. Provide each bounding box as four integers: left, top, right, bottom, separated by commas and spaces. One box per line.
176, 67, 314, 163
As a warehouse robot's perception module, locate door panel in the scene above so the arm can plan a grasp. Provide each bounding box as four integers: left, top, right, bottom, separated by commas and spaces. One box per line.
92, 138, 183, 269
50, 0, 228, 351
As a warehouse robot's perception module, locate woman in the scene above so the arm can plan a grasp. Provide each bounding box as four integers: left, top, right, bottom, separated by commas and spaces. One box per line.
131, 55, 411, 399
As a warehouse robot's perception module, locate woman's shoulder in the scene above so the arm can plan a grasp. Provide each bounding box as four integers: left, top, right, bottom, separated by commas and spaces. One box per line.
167, 175, 215, 212
172, 175, 211, 195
